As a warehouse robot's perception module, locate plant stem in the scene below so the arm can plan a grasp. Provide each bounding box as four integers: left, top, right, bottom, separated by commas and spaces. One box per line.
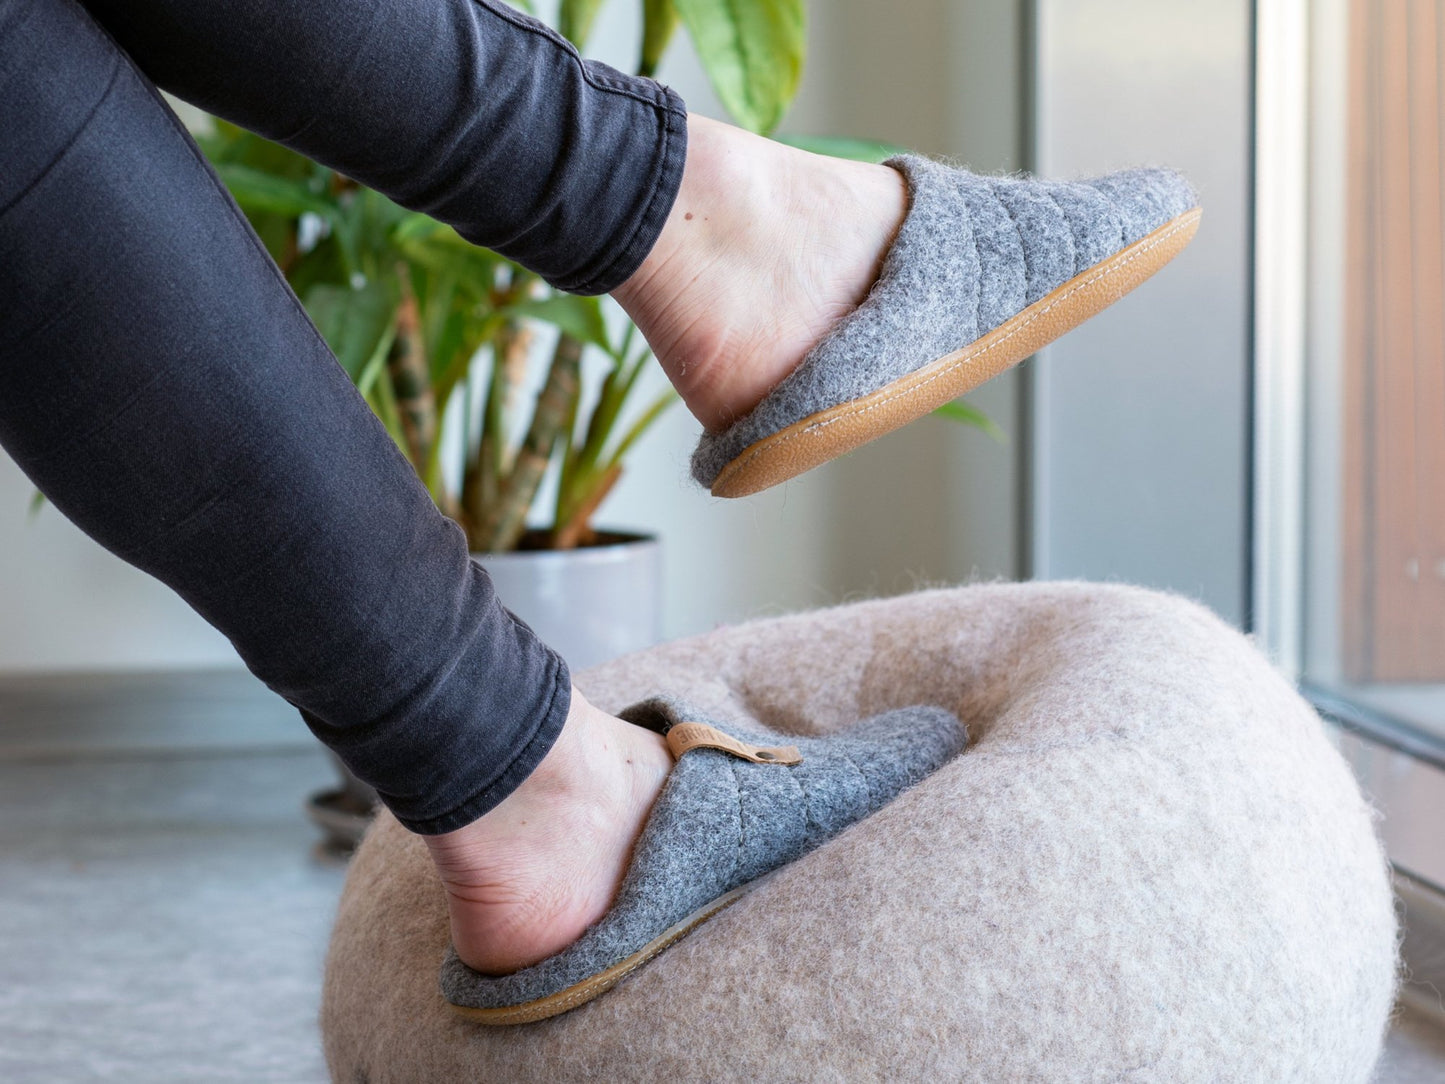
470, 333, 583, 553
385, 263, 437, 475
553, 463, 622, 550
462, 320, 523, 531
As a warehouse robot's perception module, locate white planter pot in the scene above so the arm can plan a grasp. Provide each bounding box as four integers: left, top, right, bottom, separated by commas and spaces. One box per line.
473, 530, 662, 673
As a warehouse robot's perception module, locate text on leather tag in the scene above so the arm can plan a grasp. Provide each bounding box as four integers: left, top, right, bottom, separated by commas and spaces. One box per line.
666, 722, 803, 765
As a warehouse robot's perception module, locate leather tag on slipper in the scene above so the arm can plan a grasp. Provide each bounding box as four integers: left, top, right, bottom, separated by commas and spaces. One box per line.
667, 722, 802, 766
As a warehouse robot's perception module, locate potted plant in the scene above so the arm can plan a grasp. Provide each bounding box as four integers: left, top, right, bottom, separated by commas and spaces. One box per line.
194, 0, 999, 849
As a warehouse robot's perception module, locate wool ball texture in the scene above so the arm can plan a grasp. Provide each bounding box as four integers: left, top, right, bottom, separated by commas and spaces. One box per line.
321, 583, 1397, 1083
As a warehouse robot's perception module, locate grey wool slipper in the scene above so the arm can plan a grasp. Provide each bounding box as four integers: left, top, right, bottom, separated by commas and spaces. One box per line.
441, 697, 966, 1025
694, 155, 1202, 497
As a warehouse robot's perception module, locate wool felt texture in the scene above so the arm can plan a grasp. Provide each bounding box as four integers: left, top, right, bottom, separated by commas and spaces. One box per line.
321, 583, 1398, 1083
441, 697, 967, 1016
691, 157, 1198, 490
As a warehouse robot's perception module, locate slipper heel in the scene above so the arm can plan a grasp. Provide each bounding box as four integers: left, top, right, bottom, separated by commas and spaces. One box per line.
448, 880, 760, 1026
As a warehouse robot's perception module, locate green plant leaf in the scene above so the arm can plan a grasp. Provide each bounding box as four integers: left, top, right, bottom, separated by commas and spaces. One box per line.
284, 239, 348, 300
579, 351, 647, 468
211, 163, 336, 219
419, 273, 464, 381
391, 213, 453, 245
394, 219, 502, 297
641, 0, 680, 77
365, 359, 408, 453
604, 386, 677, 467
776, 134, 907, 163
353, 190, 411, 279
559, 0, 609, 48
431, 309, 506, 408
353, 336, 393, 398
673, 0, 805, 134
507, 294, 613, 354
28, 489, 46, 517
933, 399, 1006, 443
302, 280, 397, 383
571, 361, 626, 477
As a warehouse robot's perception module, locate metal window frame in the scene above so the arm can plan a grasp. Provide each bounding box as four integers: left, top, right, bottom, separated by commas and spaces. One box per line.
1256, 0, 1445, 1022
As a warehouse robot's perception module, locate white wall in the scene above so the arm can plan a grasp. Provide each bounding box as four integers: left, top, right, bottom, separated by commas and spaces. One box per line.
0, 456, 241, 670
0, 0, 1028, 673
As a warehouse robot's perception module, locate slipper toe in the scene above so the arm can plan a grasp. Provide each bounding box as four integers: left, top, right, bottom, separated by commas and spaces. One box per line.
692, 155, 1200, 497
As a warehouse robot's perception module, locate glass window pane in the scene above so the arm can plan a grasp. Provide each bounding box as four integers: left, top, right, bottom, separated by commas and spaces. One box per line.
1305, 0, 1445, 738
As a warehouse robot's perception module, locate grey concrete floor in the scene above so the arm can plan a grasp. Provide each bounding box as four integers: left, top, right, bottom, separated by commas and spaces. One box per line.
0, 738, 345, 1083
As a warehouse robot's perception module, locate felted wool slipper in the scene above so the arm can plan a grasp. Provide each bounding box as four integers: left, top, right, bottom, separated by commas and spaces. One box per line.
692, 155, 1202, 497
441, 697, 966, 1025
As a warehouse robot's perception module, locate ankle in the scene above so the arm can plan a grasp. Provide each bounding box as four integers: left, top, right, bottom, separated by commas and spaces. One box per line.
613, 117, 786, 424
614, 117, 777, 307
613, 114, 908, 432
422, 695, 658, 873
421, 691, 672, 975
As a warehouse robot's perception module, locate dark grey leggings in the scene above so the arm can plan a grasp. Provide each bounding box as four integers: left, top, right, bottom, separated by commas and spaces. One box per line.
0, 0, 687, 833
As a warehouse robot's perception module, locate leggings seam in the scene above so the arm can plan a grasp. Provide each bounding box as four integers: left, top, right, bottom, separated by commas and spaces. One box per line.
136, 51, 358, 387
473, 0, 676, 112
0, 54, 122, 220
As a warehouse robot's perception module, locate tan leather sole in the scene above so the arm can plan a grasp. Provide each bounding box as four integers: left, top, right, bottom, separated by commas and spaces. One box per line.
710, 206, 1203, 498
446, 879, 758, 1026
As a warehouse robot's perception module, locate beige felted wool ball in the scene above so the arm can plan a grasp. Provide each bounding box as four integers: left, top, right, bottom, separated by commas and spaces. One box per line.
321, 583, 1397, 1083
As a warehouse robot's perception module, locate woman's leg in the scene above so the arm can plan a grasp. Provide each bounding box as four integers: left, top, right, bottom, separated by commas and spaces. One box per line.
78, 0, 909, 431
80, 0, 687, 296
2, 0, 911, 974
2, 0, 680, 974
0, 0, 599, 833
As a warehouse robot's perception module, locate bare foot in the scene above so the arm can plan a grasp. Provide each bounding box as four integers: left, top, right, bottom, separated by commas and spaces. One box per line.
423, 690, 672, 974
612, 114, 908, 432
423, 122, 905, 976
